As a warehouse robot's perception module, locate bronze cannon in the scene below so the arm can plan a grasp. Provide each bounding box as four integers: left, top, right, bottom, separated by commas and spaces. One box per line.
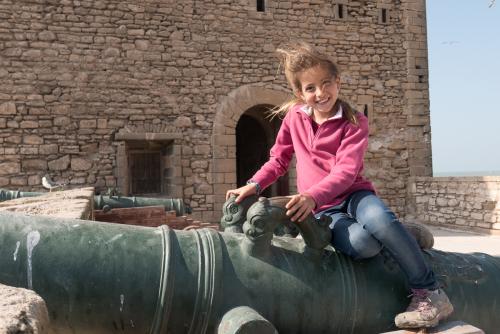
0, 188, 188, 215
0, 196, 498, 333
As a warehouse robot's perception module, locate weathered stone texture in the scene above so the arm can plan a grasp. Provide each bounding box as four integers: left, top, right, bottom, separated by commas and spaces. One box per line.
0, 187, 94, 220
47, 155, 70, 171
0, 0, 430, 222
0, 102, 17, 115
382, 320, 484, 333
407, 177, 500, 232
0, 283, 50, 334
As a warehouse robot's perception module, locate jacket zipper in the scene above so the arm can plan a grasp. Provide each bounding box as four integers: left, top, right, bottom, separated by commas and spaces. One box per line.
311, 119, 334, 147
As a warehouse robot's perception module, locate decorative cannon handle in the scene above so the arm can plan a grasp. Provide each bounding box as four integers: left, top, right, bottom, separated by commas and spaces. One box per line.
242, 196, 332, 257
220, 194, 259, 233
268, 196, 332, 249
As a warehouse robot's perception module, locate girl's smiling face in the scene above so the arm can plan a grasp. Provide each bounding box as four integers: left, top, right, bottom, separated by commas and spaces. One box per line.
296, 65, 340, 119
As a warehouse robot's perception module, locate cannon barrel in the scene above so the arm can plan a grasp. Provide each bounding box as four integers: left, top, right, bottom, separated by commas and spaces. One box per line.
93, 194, 187, 215
1, 204, 500, 333
0, 189, 188, 215
0, 189, 41, 201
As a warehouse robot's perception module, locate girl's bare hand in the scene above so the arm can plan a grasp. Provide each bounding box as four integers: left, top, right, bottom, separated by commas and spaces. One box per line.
226, 184, 257, 203
285, 193, 316, 222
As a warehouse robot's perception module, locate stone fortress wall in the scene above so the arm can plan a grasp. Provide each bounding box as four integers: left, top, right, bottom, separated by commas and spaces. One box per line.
2, 0, 494, 229
407, 177, 500, 233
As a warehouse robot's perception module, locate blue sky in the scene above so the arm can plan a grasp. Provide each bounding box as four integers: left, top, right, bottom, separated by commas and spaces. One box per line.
427, 0, 500, 175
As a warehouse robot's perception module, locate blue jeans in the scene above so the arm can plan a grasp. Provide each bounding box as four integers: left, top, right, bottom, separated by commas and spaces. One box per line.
316, 190, 438, 290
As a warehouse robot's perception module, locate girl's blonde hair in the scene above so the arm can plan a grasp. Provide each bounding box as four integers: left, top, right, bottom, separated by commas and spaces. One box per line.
271, 41, 358, 126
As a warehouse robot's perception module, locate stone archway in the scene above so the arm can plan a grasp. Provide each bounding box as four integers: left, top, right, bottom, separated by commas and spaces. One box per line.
211, 84, 290, 215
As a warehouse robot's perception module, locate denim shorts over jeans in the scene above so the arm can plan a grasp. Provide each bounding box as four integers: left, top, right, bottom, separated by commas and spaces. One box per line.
315, 190, 439, 290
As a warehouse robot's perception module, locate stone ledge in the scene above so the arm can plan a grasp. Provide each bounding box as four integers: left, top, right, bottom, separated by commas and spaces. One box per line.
0, 187, 94, 220
412, 176, 500, 182
0, 283, 50, 334
381, 321, 484, 334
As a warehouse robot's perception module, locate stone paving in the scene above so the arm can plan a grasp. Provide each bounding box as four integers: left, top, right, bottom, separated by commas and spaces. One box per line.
428, 225, 500, 256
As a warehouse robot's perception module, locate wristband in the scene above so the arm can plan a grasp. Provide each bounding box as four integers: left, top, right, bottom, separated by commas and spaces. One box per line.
246, 180, 262, 196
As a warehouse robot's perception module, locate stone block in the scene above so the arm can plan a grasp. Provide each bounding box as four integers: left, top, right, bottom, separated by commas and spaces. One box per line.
39, 144, 59, 155
97, 119, 107, 129
128, 29, 145, 36
476, 222, 491, 229
0, 187, 94, 220
48, 155, 70, 171
194, 144, 211, 155
0, 162, 20, 175
213, 159, 235, 173
195, 182, 212, 194
213, 134, 235, 146
5, 135, 21, 144
470, 212, 483, 220
28, 174, 41, 186
10, 176, 27, 186
23, 135, 44, 145
22, 49, 42, 58
20, 146, 39, 155
80, 119, 96, 128
20, 121, 39, 128
38, 30, 56, 41
0, 102, 16, 115
6, 120, 19, 128
22, 159, 48, 171
0, 177, 9, 186
71, 157, 93, 171
436, 198, 447, 207
0, 283, 50, 334
174, 116, 192, 127
191, 160, 208, 169
54, 116, 71, 126
59, 146, 79, 154
103, 47, 120, 57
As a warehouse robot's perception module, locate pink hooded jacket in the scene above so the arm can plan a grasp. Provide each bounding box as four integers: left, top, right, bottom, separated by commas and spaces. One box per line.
250, 104, 375, 213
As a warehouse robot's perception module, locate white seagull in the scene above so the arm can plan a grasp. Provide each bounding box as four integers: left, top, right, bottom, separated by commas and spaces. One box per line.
42, 174, 67, 192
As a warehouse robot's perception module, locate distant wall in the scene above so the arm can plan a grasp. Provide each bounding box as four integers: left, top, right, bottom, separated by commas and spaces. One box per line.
407, 176, 500, 233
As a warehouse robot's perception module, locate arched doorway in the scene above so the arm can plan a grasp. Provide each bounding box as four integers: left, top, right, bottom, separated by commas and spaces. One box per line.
236, 104, 289, 197
211, 84, 292, 221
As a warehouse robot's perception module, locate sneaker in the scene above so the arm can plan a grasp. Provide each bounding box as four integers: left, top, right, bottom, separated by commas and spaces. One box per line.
403, 221, 434, 249
394, 288, 454, 328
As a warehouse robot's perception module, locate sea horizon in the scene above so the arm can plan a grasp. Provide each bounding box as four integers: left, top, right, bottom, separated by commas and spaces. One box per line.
433, 170, 500, 177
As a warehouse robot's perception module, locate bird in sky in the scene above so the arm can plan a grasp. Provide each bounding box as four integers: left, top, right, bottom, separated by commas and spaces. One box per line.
489, 0, 496, 8
42, 174, 67, 192
441, 41, 460, 45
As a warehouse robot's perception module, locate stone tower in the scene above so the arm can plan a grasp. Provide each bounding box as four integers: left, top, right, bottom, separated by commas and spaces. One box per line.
0, 0, 431, 222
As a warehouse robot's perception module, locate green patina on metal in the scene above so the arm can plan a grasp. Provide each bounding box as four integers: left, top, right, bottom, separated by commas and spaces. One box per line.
217, 306, 277, 334
220, 194, 258, 233
1, 205, 500, 333
93, 194, 187, 215
0, 189, 41, 201
0, 189, 187, 215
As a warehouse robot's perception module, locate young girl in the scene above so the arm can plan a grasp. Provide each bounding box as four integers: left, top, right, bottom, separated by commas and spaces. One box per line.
226, 42, 453, 329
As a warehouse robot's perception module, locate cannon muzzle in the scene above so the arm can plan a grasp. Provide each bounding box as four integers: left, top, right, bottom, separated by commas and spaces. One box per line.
1, 204, 499, 333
